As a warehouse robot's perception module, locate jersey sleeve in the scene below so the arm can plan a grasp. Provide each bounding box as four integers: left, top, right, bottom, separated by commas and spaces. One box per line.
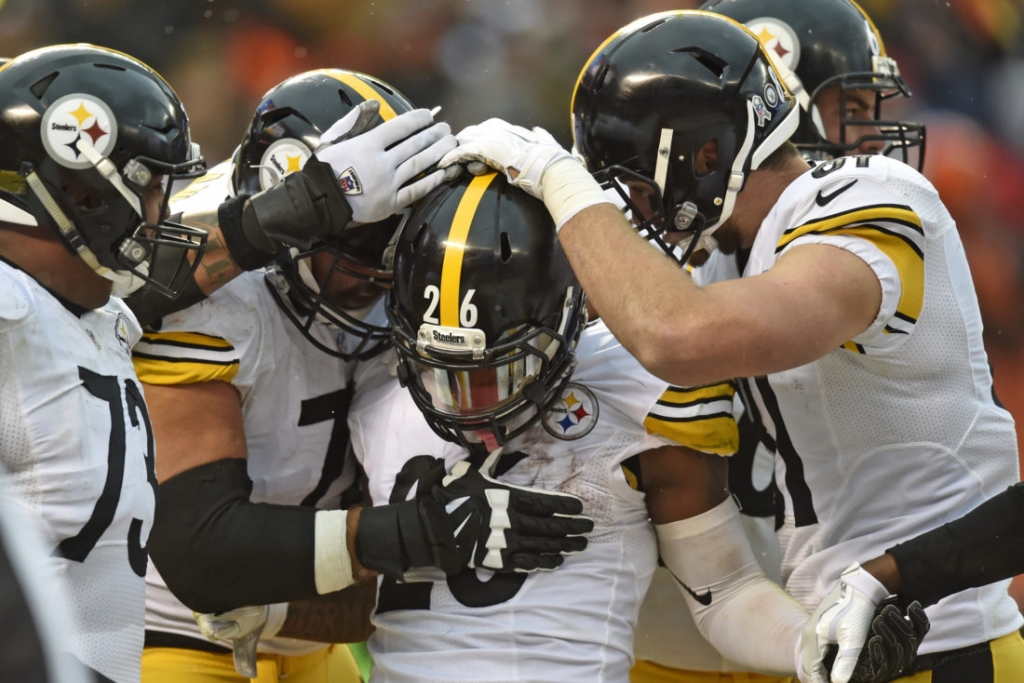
0, 266, 33, 329
131, 274, 267, 388
167, 159, 234, 215
643, 382, 739, 456
776, 178, 924, 354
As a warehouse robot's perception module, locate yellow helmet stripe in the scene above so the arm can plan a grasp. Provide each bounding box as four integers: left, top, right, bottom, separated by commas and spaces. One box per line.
439, 173, 498, 326
318, 70, 398, 121
848, 0, 888, 56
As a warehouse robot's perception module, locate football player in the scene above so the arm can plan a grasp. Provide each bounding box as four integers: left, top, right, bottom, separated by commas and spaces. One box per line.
825, 481, 1024, 625
136, 70, 590, 683
703, 0, 925, 171
336, 170, 800, 683
440, 9, 1024, 683
631, 1, 931, 681
123, 71, 457, 328
0, 44, 208, 682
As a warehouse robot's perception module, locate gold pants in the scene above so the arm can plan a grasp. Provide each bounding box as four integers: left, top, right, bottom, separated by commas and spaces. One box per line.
142, 643, 362, 683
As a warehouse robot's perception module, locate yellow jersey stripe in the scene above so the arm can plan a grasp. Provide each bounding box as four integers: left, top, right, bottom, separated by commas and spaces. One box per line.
643, 414, 739, 456
776, 205, 923, 252
133, 355, 240, 386
320, 70, 398, 121
808, 223, 924, 323
657, 383, 735, 407
439, 173, 496, 326
139, 331, 234, 351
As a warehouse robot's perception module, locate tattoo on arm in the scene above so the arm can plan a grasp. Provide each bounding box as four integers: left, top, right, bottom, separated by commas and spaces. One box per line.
277, 579, 376, 643
183, 210, 244, 295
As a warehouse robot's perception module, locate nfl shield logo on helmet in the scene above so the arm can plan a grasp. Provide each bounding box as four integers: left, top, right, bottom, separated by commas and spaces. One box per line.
543, 383, 599, 440
337, 167, 363, 195
751, 95, 772, 127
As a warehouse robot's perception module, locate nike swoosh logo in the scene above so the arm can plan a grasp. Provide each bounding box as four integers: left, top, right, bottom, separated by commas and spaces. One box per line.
674, 576, 713, 606
815, 180, 858, 207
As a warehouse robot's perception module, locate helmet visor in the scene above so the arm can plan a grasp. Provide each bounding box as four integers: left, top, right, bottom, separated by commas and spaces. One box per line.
411, 331, 558, 417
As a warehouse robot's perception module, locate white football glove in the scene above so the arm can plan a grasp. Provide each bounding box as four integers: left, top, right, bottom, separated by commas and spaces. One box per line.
438, 119, 611, 230
438, 118, 574, 200
800, 563, 889, 683
315, 101, 457, 225
194, 603, 288, 678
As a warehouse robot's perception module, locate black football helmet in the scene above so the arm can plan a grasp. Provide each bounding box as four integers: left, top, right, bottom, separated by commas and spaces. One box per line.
571, 10, 799, 266
703, 0, 925, 170
0, 44, 207, 297
388, 172, 587, 454
235, 69, 414, 360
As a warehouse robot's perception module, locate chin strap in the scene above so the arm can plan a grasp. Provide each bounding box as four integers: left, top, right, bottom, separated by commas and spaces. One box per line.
23, 171, 145, 296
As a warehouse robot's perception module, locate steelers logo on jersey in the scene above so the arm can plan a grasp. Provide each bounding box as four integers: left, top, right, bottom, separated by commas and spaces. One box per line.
115, 312, 132, 355
542, 383, 599, 440
258, 138, 311, 191
41, 93, 118, 169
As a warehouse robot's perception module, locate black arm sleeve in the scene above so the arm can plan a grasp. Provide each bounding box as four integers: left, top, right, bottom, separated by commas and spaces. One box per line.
887, 482, 1024, 607
148, 458, 321, 614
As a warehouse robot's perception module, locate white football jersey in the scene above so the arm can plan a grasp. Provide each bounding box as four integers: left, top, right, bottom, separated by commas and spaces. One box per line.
349, 321, 677, 683
134, 164, 363, 657
723, 155, 1021, 653
0, 262, 154, 683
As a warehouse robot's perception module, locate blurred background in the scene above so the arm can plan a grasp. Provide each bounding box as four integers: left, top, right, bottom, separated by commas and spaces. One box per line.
2, 0, 1023, 604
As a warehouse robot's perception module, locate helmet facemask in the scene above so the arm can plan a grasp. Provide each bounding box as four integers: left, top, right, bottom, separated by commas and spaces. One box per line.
801, 58, 926, 170
29, 144, 208, 297
393, 287, 583, 453
266, 217, 400, 361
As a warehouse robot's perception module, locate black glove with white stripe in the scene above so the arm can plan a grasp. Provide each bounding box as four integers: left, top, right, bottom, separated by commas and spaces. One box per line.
357, 449, 593, 581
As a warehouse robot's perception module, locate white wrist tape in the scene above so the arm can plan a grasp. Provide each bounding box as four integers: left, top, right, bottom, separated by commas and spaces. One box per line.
314, 510, 355, 594
541, 157, 613, 232
263, 602, 289, 639
656, 497, 807, 675
839, 562, 889, 604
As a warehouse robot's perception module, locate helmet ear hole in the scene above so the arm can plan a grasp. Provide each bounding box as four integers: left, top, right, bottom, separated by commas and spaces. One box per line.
63, 183, 101, 210
500, 232, 512, 262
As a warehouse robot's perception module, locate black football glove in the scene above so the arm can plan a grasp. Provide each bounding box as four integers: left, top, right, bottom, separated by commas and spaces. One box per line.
848, 597, 930, 683
356, 448, 594, 581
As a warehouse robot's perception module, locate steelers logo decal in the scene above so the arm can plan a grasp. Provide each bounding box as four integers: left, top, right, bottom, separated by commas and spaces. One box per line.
542, 383, 599, 440
258, 138, 311, 191
115, 313, 132, 354
746, 17, 801, 73
41, 94, 117, 169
